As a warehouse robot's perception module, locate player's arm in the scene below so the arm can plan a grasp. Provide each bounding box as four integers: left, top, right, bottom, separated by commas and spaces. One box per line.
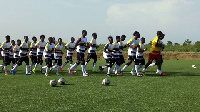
104, 44, 109, 53
138, 44, 147, 52
75, 38, 81, 47
155, 38, 162, 47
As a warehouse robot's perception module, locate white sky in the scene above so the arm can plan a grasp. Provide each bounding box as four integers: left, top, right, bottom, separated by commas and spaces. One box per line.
0, 0, 199, 44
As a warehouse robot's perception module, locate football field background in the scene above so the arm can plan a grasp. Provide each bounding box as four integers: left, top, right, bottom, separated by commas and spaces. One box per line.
0, 60, 200, 111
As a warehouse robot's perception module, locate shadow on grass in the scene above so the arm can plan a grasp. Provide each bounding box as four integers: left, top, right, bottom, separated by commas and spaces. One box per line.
64, 84, 75, 86
144, 71, 200, 77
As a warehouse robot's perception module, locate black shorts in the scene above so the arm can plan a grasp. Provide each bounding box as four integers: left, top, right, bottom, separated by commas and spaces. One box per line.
51, 54, 55, 60
77, 52, 85, 61
10, 58, 16, 64
128, 56, 136, 61
17, 56, 29, 65
37, 55, 43, 64
66, 56, 72, 61
87, 53, 97, 60
56, 59, 62, 66
30, 55, 37, 64
106, 58, 113, 64
135, 58, 145, 65
119, 55, 125, 64
45, 58, 52, 67
3, 56, 10, 66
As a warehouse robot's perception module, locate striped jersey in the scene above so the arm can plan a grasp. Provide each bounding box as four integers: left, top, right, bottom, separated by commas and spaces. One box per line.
9, 45, 15, 58
103, 43, 114, 59
51, 43, 55, 56
88, 38, 97, 53
112, 41, 120, 59
118, 41, 124, 55
13, 45, 20, 58
0, 42, 11, 56
19, 41, 29, 57
29, 42, 37, 56
127, 38, 139, 56
136, 43, 145, 60
65, 42, 75, 57
54, 43, 63, 59
76, 36, 87, 53
35, 41, 46, 55
43, 43, 53, 59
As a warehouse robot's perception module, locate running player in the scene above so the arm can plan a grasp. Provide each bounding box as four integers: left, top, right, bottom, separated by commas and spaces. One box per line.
9, 40, 16, 69
99, 36, 114, 77
32, 35, 46, 73
43, 37, 53, 76
85, 33, 99, 72
68, 30, 88, 76
53, 38, 63, 75
112, 36, 121, 75
120, 31, 140, 75
60, 37, 75, 71
0, 35, 11, 75
142, 31, 165, 76
13, 40, 21, 67
135, 37, 147, 77
29, 36, 37, 72
11, 36, 31, 75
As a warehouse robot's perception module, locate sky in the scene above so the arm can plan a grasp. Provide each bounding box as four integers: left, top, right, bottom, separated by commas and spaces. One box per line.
0, 0, 199, 44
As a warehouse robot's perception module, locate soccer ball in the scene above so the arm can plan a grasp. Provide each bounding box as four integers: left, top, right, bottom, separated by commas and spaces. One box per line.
50, 79, 57, 87
102, 78, 110, 86
58, 77, 66, 85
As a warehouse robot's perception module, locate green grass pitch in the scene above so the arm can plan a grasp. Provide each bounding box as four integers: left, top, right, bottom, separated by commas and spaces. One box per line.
0, 60, 200, 111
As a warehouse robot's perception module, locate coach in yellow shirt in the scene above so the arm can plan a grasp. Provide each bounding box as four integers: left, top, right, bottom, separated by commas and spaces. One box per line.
142, 31, 165, 76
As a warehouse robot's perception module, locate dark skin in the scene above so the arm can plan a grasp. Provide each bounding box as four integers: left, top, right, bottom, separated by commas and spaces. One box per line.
30, 37, 37, 51
0, 37, 11, 52
119, 36, 126, 50
137, 38, 147, 52
65, 38, 75, 51
144, 34, 165, 71
10, 41, 15, 52
104, 38, 113, 55
36, 36, 45, 49
46, 37, 53, 53
113, 38, 120, 51
55, 39, 63, 54
14, 41, 21, 53
75, 32, 87, 47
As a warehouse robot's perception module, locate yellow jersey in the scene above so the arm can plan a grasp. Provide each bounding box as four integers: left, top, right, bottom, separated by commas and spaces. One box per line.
150, 36, 161, 55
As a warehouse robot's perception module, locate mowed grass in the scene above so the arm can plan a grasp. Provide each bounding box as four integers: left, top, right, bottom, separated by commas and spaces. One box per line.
0, 60, 200, 111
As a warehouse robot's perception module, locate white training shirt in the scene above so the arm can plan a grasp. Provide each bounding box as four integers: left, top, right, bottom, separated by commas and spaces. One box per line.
19, 41, 29, 57
43, 43, 53, 59
127, 38, 140, 56
54, 43, 63, 59
0, 42, 11, 56
13, 45, 20, 59
136, 43, 145, 60
35, 41, 46, 55
76, 36, 87, 53
9, 45, 15, 58
112, 41, 120, 59
65, 42, 75, 57
103, 43, 114, 59
29, 42, 37, 56
51, 43, 55, 55
118, 41, 124, 56
88, 38, 97, 53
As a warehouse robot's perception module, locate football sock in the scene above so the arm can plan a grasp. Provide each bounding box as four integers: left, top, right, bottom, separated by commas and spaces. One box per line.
113, 65, 116, 72
13, 64, 18, 71
158, 70, 162, 74
131, 65, 135, 72
61, 62, 67, 68
81, 65, 86, 74
102, 66, 107, 69
40, 65, 43, 69
4, 66, 7, 73
57, 66, 60, 74
135, 65, 139, 74
70, 64, 73, 67
115, 65, 119, 74
42, 66, 47, 69
34, 63, 38, 69
46, 67, 50, 74
52, 65, 58, 69
85, 62, 88, 66
26, 65, 29, 74
121, 65, 128, 71
93, 63, 96, 69
149, 63, 156, 67
107, 67, 111, 74
70, 63, 78, 71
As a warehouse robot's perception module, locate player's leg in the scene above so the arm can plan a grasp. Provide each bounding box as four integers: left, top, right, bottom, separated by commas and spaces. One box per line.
69, 53, 80, 73
107, 59, 113, 77
56, 59, 62, 75
142, 53, 154, 73
3, 56, 9, 75
120, 56, 133, 72
45, 58, 52, 76
25, 56, 31, 75
92, 54, 98, 72
85, 53, 91, 67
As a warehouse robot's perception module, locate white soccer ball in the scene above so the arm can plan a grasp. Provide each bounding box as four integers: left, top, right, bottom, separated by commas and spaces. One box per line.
192, 65, 197, 68
50, 79, 57, 87
58, 77, 66, 85
102, 78, 110, 86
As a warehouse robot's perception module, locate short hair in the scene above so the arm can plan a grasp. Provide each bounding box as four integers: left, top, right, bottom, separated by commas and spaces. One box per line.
24, 36, 28, 39
116, 36, 120, 39
40, 35, 45, 39
32, 36, 36, 40
141, 37, 145, 40
108, 36, 113, 39
121, 35, 126, 38
11, 40, 15, 43
82, 30, 87, 34
92, 33, 97, 36
5, 35, 10, 38
71, 37, 75, 40
53, 37, 55, 40
133, 31, 139, 36
157, 31, 163, 35
17, 39, 21, 43
58, 38, 62, 41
